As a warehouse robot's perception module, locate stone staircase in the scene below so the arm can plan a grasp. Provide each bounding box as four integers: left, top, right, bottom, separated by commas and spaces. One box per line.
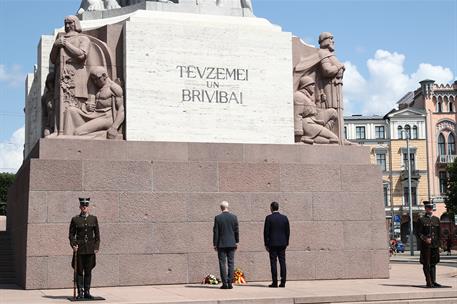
0, 231, 16, 284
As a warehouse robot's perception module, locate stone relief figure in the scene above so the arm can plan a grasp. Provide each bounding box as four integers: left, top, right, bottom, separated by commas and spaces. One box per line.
293, 32, 345, 143
41, 72, 56, 137
216, 0, 253, 11
64, 66, 124, 139
78, 0, 121, 14
294, 76, 338, 144
50, 16, 91, 134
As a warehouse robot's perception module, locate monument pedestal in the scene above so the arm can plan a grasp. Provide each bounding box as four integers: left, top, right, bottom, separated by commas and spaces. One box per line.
8, 139, 388, 289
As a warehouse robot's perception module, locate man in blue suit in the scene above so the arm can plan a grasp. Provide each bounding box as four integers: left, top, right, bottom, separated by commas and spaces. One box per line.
213, 201, 239, 289
263, 201, 290, 287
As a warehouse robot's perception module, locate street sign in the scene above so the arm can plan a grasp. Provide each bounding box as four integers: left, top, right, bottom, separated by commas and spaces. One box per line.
394, 215, 401, 223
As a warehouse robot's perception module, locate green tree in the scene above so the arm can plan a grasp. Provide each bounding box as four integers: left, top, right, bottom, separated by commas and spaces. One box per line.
445, 159, 457, 216
0, 172, 15, 215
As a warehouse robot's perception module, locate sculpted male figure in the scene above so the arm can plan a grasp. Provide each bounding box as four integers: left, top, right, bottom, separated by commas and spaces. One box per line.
416, 201, 442, 288
294, 76, 338, 144
213, 201, 239, 289
64, 66, 125, 139
50, 16, 91, 133
69, 198, 100, 299
41, 72, 56, 137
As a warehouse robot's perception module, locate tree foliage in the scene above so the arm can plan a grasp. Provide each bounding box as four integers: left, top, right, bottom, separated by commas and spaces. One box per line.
445, 159, 457, 216
0, 172, 15, 215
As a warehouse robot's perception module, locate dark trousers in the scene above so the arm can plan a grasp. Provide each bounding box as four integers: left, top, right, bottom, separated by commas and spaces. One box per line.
420, 247, 439, 286
268, 246, 286, 284
217, 248, 235, 285
72, 254, 96, 291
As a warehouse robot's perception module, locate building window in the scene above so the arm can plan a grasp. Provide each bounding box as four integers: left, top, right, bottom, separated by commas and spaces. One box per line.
403, 152, 415, 170
404, 125, 411, 139
376, 153, 387, 171
403, 187, 417, 206
383, 185, 389, 207
439, 171, 447, 194
448, 133, 455, 155
375, 126, 385, 139
449, 102, 454, 113
356, 126, 365, 139
412, 126, 418, 139
436, 101, 442, 112
398, 126, 403, 139
438, 133, 446, 155
344, 126, 347, 139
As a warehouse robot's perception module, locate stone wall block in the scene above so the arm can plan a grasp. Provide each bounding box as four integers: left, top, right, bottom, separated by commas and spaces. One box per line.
47, 255, 74, 289
286, 251, 316, 280
238, 222, 264, 252
83, 161, 152, 191
343, 250, 372, 279
154, 222, 213, 253
126, 141, 189, 161
280, 164, 341, 192
28, 191, 47, 223
25, 257, 48, 289
344, 221, 372, 250
119, 192, 186, 223
39, 139, 129, 160
372, 221, 389, 250
314, 251, 345, 280
188, 253, 220, 283
341, 165, 383, 192
372, 250, 389, 278
187, 193, 251, 222
312, 192, 373, 221
243, 145, 301, 163
250, 193, 312, 222
101, 223, 154, 254
47, 191, 119, 223
219, 163, 280, 192
188, 143, 244, 162
297, 146, 371, 165
30, 159, 82, 191
119, 254, 188, 285
27, 224, 69, 256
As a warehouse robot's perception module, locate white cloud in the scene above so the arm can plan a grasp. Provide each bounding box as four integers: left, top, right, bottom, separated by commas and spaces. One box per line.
0, 64, 25, 87
0, 127, 24, 173
343, 49, 455, 115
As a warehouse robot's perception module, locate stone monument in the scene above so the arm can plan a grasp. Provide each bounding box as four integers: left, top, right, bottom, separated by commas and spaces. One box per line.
9, 0, 388, 289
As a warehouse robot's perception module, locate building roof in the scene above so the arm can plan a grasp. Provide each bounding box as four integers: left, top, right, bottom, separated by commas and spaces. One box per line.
396, 91, 414, 105
343, 114, 385, 121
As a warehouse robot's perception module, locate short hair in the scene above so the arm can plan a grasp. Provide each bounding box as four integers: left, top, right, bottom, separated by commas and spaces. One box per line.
270, 201, 279, 211
65, 15, 82, 33
220, 201, 229, 210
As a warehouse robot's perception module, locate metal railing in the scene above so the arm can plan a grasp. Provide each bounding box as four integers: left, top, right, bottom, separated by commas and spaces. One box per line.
437, 155, 457, 164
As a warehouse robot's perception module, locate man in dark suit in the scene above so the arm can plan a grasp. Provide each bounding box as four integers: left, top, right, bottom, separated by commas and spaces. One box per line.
213, 201, 239, 289
264, 201, 290, 287
69, 198, 100, 299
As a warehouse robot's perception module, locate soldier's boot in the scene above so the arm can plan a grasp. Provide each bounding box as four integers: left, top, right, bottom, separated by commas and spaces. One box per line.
76, 274, 84, 299
83, 273, 94, 299
431, 265, 442, 287
423, 267, 433, 288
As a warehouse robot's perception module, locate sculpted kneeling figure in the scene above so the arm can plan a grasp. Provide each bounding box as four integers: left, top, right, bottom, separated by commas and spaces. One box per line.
294, 76, 338, 144
64, 66, 125, 139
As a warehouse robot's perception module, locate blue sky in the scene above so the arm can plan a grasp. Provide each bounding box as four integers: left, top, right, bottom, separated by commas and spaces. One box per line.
0, 0, 456, 171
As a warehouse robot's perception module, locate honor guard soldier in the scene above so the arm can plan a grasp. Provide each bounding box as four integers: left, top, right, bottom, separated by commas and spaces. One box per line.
69, 198, 100, 299
416, 201, 441, 288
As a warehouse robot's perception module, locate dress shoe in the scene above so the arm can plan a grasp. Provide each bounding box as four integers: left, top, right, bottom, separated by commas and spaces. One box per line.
220, 284, 228, 289
279, 283, 286, 288
433, 282, 442, 288
268, 283, 278, 288
228, 283, 233, 289
84, 290, 94, 299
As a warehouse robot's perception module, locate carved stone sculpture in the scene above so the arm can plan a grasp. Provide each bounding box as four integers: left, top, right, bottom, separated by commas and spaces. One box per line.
78, 0, 121, 14
41, 72, 56, 137
294, 76, 338, 144
63, 66, 124, 139
50, 16, 91, 135
293, 32, 345, 143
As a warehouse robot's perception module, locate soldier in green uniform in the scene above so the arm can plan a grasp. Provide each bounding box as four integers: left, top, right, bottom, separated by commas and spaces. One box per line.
69, 198, 100, 299
416, 201, 441, 288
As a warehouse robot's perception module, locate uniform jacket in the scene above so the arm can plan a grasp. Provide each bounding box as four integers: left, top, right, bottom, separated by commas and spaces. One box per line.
264, 212, 290, 247
69, 214, 100, 254
416, 214, 441, 249
213, 211, 239, 248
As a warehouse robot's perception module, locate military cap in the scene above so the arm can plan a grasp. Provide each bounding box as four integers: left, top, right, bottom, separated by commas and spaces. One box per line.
423, 200, 433, 209
79, 197, 90, 206
318, 32, 333, 44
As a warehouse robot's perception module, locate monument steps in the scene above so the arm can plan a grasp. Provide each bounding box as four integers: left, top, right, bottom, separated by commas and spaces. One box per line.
0, 231, 16, 284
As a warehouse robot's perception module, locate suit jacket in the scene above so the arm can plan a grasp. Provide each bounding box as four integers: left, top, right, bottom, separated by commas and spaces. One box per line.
264, 212, 290, 247
69, 214, 100, 254
213, 211, 239, 248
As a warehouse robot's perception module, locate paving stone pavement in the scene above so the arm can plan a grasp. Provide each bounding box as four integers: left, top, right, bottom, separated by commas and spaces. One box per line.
1, 263, 456, 304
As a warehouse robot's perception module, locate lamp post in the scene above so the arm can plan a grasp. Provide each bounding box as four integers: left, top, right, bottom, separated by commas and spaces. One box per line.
402, 129, 414, 256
